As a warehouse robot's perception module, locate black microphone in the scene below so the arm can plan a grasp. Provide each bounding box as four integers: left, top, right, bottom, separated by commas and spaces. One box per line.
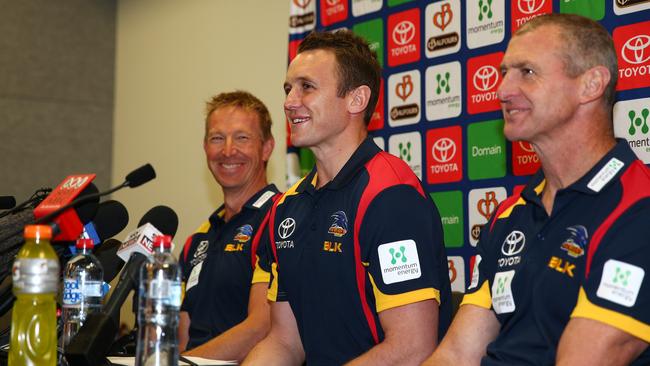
65, 206, 178, 366
125, 164, 156, 188
94, 238, 126, 283
82, 199, 130, 246
0, 197, 16, 210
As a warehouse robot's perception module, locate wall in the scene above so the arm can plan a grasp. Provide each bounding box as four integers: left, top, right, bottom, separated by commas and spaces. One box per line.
113, 0, 289, 327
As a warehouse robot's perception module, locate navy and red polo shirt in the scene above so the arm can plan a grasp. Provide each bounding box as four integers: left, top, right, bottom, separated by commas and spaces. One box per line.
261, 138, 452, 365
179, 184, 279, 350
463, 140, 650, 365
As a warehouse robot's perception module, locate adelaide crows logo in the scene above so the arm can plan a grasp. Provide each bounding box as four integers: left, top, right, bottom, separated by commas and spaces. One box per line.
328, 211, 348, 237
561, 225, 588, 258
233, 224, 253, 243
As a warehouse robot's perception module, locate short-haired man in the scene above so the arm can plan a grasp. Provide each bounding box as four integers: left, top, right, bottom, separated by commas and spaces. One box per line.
178, 91, 280, 362
424, 13, 650, 365
244, 30, 452, 366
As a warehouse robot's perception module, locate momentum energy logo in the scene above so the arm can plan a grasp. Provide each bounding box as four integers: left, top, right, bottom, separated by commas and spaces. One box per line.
378, 240, 422, 284
614, 0, 650, 15
614, 97, 650, 163
388, 70, 421, 127
388, 8, 420, 66
425, 61, 462, 121
467, 52, 503, 114
466, 0, 505, 49
425, 0, 461, 59
426, 126, 462, 184
389, 131, 422, 179
614, 20, 650, 90
511, 0, 551, 33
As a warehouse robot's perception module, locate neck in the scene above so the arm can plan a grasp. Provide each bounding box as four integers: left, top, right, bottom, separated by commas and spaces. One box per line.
222, 179, 268, 221
311, 128, 367, 189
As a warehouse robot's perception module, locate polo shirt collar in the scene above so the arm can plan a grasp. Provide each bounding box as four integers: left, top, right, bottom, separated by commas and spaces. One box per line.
297, 137, 380, 193
208, 183, 279, 227
521, 139, 637, 202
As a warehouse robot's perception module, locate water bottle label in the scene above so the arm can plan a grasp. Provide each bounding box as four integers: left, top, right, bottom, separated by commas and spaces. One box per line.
63, 279, 82, 305
12, 258, 59, 294
169, 282, 182, 307
147, 279, 182, 307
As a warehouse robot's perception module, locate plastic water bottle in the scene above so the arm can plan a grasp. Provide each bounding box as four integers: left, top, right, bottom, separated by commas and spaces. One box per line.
60, 238, 104, 350
135, 235, 181, 366
9, 225, 59, 366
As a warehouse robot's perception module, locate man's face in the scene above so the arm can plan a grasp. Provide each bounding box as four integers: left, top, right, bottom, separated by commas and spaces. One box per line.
497, 26, 582, 144
283, 49, 352, 150
204, 106, 273, 193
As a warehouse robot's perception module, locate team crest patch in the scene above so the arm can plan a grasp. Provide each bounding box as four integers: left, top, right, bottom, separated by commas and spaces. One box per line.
328, 211, 348, 237
233, 224, 253, 243
560, 225, 588, 258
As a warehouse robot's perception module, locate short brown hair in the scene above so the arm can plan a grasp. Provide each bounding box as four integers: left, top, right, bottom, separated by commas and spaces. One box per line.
205, 90, 273, 140
515, 13, 617, 107
297, 30, 381, 124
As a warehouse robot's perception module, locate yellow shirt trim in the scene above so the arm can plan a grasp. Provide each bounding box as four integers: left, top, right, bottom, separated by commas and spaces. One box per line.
251, 255, 270, 284
571, 287, 650, 343
460, 280, 492, 309
195, 220, 211, 234
496, 180, 545, 220
277, 176, 307, 206
267, 262, 279, 302
368, 273, 440, 313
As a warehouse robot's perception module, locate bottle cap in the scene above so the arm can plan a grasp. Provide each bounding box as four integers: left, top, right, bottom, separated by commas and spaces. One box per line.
24, 225, 53, 239
153, 234, 172, 249
76, 238, 95, 250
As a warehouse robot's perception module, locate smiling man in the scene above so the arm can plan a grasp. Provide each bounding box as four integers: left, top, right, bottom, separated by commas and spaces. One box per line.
178, 91, 280, 362
243, 30, 452, 366
424, 13, 650, 366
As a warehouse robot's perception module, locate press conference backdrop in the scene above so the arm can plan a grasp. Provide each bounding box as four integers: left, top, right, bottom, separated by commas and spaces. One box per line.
284, 0, 650, 293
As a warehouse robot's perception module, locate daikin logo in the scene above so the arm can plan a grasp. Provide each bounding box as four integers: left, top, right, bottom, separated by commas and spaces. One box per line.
433, 3, 453, 31
432, 138, 457, 163
393, 21, 416, 45
473, 66, 499, 92
622, 35, 650, 65
518, 0, 545, 14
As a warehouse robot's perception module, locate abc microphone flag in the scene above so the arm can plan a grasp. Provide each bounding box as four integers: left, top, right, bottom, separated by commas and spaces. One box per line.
33, 174, 96, 241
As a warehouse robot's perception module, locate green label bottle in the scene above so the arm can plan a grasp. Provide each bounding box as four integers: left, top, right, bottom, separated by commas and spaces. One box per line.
9, 225, 60, 366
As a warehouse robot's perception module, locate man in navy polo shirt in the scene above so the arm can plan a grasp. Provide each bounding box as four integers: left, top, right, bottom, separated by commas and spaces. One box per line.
244, 31, 452, 366
178, 91, 279, 362
425, 14, 650, 365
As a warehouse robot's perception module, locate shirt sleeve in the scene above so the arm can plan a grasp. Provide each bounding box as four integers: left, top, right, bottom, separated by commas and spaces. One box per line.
571, 201, 650, 342
360, 185, 446, 313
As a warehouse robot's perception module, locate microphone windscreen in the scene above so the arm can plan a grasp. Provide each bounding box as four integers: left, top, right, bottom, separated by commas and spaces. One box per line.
76, 183, 100, 224
0, 196, 16, 210
125, 164, 156, 188
94, 238, 125, 283
138, 205, 178, 239
93, 200, 129, 241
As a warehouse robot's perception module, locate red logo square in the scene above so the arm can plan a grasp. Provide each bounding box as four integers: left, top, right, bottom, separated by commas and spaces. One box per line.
387, 8, 421, 67
288, 39, 302, 62
426, 126, 463, 184
511, 0, 552, 33
467, 52, 503, 115
613, 20, 650, 91
368, 78, 384, 131
511, 141, 540, 176
320, 0, 348, 26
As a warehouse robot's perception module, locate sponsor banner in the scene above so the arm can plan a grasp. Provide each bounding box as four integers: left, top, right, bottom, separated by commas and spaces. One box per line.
613, 0, 650, 15
511, 0, 552, 33
560, 0, 605, 20
388, 69, 421, 127
448, 256, 466, 292
320, 0, 348, 26
425, 0, 461, 59
614, 97, 650, 163
387, 8, 421, 66
466, 0, 505, 49
467, 52, 503, 114
430, 191, 464, 248
289, 0, 316, 34
426, 126, 463, 184
512, 141, 541, 176
368, 78, 385, 131
425, 61, 462, 122
389, 131, 423, 179
614, 20, 650, 91
468, 187, 507, 246
352, 0, 383, 17
467, 120, 507, 180
353, 18, 384, 67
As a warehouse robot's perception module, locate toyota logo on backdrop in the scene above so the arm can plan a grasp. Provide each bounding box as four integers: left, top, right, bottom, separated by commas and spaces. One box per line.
393, 21, 415, 45
518, 0, 545, 14
473, 65, 499, 92
278, 218, 296, 239
622, 35, 650, 65
501, 231, 526, 256
432, 138, 456, 163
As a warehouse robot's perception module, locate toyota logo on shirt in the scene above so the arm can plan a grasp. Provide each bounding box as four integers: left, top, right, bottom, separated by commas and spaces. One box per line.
278, 218, 296, 239
501, 230, 526, 256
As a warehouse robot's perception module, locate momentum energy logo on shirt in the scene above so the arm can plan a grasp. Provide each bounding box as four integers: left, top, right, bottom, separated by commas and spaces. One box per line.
378, 240, 421, 284
597, 259, 645, 307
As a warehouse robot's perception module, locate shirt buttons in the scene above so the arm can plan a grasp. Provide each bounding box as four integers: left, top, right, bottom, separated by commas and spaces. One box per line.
537, 233, 545, 240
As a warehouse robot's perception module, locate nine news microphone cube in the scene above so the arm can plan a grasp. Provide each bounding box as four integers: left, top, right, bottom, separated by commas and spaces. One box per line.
117, 223, 161, 262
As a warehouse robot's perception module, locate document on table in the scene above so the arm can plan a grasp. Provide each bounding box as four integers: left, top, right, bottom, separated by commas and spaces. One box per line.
107, 356, 238, 365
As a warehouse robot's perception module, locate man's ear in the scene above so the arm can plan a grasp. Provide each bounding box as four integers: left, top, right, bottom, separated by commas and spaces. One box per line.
262, 136, 275, 162
347, 85, 371, 115
579, 65, 610, 105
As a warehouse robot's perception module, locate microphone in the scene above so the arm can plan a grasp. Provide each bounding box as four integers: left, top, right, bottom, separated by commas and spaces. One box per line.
79, 199, 130, 248
0, 196, 16, 210
94, 238, 125, 283
117, 205, 179, 262
65, 206, 178, 366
